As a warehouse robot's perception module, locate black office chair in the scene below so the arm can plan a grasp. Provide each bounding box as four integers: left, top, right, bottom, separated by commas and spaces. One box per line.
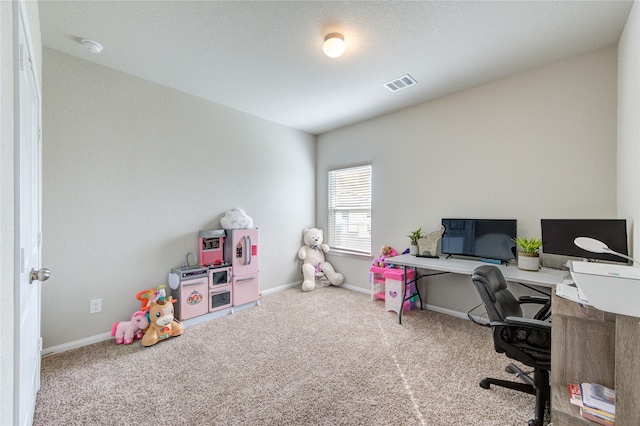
471, 265, 551, 426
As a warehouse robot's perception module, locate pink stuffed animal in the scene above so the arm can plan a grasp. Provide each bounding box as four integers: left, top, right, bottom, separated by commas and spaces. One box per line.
111, 310, 149, 345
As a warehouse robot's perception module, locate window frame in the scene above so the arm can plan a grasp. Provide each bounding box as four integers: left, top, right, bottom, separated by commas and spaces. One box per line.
327, 163, 372, 258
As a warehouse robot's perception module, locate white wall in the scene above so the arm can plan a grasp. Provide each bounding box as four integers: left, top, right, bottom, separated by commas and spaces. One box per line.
618, 1, 640, 255
317, 47, 619, 314
42, 49, 315, 348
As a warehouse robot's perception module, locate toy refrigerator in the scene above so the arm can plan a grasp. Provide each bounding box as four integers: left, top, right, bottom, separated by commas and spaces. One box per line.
224, 228, 259, 306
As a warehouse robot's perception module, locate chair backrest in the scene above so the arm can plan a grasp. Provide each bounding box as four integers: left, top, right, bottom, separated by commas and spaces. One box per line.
471, 265, 523, 322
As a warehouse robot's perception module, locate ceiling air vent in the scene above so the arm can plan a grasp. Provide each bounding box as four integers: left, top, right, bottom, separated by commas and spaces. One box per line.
384, 74, 417, 92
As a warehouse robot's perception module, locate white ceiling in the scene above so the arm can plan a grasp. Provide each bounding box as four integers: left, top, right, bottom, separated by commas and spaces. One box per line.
39, 1, 634, 135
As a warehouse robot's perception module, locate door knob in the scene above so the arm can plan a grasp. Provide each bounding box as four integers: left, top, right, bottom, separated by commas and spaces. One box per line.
29, 268, 50, 284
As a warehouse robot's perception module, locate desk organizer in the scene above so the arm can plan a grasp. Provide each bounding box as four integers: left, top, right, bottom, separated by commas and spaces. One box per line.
370, 266, 417, 313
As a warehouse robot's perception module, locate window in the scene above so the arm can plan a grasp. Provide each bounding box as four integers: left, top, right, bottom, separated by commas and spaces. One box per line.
328, 164, 371, 255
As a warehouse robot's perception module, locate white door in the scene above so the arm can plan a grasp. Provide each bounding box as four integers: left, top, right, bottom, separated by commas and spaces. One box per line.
16, 6, 47, 426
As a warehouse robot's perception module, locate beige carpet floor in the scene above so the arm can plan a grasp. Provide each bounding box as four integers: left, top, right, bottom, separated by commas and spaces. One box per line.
34, 286, 536, 425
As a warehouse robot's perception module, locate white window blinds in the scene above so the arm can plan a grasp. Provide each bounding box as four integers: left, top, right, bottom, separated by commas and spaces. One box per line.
328, 164, 372, 255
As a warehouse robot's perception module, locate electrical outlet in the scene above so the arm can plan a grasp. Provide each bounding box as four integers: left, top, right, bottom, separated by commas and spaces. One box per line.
89, 298, 102, 314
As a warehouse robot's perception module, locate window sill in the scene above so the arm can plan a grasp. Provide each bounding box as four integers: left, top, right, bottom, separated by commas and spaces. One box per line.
327, 249, 372, 261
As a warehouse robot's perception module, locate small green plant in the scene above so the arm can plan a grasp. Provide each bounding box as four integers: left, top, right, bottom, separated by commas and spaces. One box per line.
513, 237, 542, 254
407, 227, 425, 245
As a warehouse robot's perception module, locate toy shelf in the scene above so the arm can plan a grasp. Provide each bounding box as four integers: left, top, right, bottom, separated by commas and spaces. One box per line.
373, 291, 386, 300
369, 266, 417, 313
370, 265, 389, 302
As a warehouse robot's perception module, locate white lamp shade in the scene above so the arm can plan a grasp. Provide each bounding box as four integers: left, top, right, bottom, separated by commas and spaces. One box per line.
323, 33, 345, 58
574, 237, 609, 253
574, 236, 640, 265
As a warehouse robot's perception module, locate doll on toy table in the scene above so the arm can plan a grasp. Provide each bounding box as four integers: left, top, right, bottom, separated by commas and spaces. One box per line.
372, 246, 398, 268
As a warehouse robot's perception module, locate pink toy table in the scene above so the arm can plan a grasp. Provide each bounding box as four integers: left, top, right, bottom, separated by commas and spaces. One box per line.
370, 266, 418, 314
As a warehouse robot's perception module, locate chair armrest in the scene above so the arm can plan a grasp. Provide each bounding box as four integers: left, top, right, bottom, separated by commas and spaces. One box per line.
518, 296, 551, 321
518, 295, 550, 305
488, 317, 550, 331
504, 316, 551, 331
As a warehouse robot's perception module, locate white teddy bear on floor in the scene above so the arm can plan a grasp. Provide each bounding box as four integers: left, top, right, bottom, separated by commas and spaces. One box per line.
297, 228, 344, 292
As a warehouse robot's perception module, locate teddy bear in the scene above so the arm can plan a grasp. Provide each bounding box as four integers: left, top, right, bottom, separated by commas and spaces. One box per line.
297, 228, 344, 292
372, 246, 398, 268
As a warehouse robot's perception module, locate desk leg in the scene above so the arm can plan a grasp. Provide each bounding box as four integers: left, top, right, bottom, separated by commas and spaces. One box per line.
414, 267, 423, 310
399, 266, 423, 324
398, 265, 406, 324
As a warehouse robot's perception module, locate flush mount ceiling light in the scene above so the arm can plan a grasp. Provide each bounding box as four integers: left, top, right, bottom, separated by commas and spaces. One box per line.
322, 33, 345, 58
81, 39, 104, 54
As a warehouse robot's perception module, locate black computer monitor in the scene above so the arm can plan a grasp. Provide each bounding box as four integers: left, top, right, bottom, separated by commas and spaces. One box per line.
441, 218, 517, 262
540, 219, 628, 263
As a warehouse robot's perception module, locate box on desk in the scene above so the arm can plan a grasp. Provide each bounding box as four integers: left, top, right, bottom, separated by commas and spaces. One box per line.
369, 266, 417, 313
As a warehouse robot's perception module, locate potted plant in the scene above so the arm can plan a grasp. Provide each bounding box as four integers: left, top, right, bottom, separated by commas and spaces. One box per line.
513, 237, 542, 271
407, 227, 425, 255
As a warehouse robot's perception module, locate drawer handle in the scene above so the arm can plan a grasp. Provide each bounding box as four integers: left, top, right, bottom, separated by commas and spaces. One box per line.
236, 276, 257, 282
184, 278, 207, 286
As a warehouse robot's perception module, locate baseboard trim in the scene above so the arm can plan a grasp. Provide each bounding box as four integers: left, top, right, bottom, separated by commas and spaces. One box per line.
355, 285, 477, 321
42, 332, 113, 357
341, 283, 370, 294
41, 302, 256, 356
423, 303, 469, 320
260, 281, 300, 295
423, 303, 489, 325
42, 285, 300, 356
261, 281, 369, 295
41, 283, 477, 356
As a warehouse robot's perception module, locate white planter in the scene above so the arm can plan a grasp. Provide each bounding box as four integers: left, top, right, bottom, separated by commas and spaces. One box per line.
409, 244, 418, 255
517, 252, 540, 271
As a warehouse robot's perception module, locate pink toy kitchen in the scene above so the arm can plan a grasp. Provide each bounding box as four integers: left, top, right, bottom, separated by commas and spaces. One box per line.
168, 228, 259, 322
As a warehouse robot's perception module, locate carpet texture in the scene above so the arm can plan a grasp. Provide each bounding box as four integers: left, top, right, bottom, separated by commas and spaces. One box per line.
34, 286, 535, 425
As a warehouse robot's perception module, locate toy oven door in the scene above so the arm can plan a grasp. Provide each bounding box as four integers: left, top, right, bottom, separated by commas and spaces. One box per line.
209, 285, 232, 312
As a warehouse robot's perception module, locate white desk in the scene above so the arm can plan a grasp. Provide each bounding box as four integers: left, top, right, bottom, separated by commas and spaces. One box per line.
386, 254, 567, 323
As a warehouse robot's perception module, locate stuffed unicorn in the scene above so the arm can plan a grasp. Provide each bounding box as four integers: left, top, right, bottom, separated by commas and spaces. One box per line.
111, 310, 149, 345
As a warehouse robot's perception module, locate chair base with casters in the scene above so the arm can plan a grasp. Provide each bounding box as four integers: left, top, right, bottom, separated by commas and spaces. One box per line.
471, 265, 552, 426
479, 363, 549, 426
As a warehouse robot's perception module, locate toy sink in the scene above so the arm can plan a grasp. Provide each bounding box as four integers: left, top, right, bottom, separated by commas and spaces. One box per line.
570, 261, 640, 318
170, 265, 208, 280
179, 266, 206, 272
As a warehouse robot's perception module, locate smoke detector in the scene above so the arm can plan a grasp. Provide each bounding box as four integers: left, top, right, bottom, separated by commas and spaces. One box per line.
81, 39, 104, 54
